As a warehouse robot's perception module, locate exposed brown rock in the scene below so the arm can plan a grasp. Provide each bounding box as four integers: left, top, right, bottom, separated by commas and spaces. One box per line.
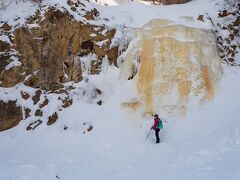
47, 112, 58, 125
0, 55, 10, 75
197, 15, 204, 22
2, 68, 23, 87
24, 108, 31, 119
26, 10, 41, 25
0, 25, 32, 88
0, 100, 22, 131
63, 55, 83, 83
94, 45, 106, 57
67, 0, 73, 6
1, 23, 12, 32
26, 120, 42, 131
107, 46, 119, 66
24, 73, 40, 88
84, 8, 99, 20
62, 98, 73, 108
0, 40, 11, 51
21, 91, 30, 100
35, 109, 43, 117
151, 0, 191, 5
32, 90, 42, 105
81, 40, 94, 51
39, 98, 49, 108
218, 10, 230, 17
14, 27, 40, 73
1, 7, 118, 90
67, 0, 86, 8
0, 57, 24, 87
48, 83, 64, 91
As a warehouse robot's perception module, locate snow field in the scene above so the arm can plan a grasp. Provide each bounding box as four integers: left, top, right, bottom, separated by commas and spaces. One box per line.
0, 65, 240, 180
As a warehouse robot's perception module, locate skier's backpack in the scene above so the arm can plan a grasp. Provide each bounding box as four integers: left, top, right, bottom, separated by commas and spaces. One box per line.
156, 118, 163, 129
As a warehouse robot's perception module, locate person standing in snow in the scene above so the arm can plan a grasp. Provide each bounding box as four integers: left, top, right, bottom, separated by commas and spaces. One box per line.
151, 114, 163, 143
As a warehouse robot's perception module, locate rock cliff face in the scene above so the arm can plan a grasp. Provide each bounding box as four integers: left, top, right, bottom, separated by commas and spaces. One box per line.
197, 2, 240, 66
0, 5, 118, 90
215, 3, 240, 66
0, 0, 120, 131
0, 101, 22, 131
121, 19, 222, 116
146, 0, 191, 5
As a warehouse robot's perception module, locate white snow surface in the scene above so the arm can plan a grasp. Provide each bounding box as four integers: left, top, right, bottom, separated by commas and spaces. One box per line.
0, 65, 240, 180
0, 0, 219, 29
0, 0, 240, 180
5, 56, 22, 70
95, 0, 215, 29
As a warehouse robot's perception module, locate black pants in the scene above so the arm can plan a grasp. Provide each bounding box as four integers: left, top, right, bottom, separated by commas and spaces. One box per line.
155, 128, 160, 143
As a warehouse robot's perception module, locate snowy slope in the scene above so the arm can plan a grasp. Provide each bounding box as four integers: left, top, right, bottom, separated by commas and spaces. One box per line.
0, 0, 240, 180
95, 0, 214, 29
0, 0, 218, 29
0, 65, 240, 180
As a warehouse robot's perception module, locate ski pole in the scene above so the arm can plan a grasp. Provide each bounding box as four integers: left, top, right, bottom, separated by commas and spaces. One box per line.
145, 128, 152, 141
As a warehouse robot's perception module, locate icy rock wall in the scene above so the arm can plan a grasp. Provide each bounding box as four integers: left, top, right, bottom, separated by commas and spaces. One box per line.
121, 19, 222, 116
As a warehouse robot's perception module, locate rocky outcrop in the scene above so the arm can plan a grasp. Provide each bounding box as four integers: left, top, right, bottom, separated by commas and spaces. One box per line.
0, 4, 119, 90
0, 87, 67, 131
0, 0, 120, 131
47, 112, 58, 126
26, 120, 42, 131
149, 0, 191, 5
0, 101, 23, 131
199, 2, 240, 66
215, 3, 240, 66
